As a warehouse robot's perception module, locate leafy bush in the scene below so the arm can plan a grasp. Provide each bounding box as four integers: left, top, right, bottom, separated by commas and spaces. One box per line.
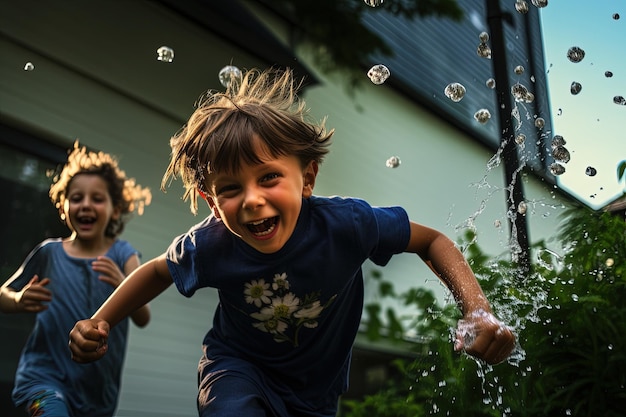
341, 206, 626, 416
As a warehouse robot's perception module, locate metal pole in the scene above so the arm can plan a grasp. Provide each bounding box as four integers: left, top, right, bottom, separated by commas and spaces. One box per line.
485, 0, 531, 275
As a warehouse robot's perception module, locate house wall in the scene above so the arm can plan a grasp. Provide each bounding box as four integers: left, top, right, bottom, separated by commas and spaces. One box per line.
0, 1, 570, 416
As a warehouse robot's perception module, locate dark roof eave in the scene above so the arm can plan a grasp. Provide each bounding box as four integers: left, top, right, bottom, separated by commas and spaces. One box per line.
154, 0, 318, 86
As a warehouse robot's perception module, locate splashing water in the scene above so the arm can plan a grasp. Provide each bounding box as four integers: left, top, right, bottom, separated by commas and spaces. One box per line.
567, 46, 585, 63
385, 155, 401, 168
477, 43, 492, 59
444, 82, 466, 102
551, 134, 566, 148
474, 109, 491, 124
363, 0, 383, 7
156, 46, 174, 63
218, 65, 243, 89
570, 81, 582, 95
551, 146, 571, 163
515, 0, 529, 14
549, 162, 566, 176
531, 0, 548, 8
367, 64, 390, 85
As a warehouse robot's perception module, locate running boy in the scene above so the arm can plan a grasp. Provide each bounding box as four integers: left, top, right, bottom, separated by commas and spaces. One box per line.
69, 68, 515, 417
1, 142, 152, 416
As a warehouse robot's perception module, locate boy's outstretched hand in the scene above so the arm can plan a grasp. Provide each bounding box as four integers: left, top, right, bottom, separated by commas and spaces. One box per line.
68, 319, 110, 363
454, 309, 516, 365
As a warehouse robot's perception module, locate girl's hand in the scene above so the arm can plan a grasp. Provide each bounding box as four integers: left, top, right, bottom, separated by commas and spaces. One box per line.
92, 256, 125, 288
454, 309, 516, 365
68, 318, 110, 363
15, 275, 52, 313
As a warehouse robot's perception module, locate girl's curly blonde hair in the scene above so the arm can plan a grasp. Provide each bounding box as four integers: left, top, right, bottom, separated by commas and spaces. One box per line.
162, 67, 334, 215
49, 141, 152, 238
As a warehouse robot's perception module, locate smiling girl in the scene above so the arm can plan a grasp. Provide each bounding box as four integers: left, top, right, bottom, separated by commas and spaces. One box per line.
0, 142, 151, 416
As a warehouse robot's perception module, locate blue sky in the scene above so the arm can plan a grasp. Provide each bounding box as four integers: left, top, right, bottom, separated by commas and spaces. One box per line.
540, 1, 626, 209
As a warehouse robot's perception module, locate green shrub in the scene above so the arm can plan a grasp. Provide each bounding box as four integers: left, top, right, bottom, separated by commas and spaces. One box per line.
342, 206, 626, 416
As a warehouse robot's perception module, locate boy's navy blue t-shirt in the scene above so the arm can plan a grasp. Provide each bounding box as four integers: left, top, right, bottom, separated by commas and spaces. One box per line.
166, 196, 410, 414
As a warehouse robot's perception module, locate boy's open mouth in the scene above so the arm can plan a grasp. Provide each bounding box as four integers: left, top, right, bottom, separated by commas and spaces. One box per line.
246, 216, 278, 236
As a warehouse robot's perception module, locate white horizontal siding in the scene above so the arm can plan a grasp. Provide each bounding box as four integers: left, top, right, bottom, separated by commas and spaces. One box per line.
0, 1, 572, 416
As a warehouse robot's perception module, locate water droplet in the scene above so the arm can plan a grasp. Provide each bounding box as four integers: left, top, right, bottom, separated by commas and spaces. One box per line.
531, 0, 548, 7
444, 82, 466, 102
511, 82, 530, 102
478, 32, 490, 43
552, 146, 571, 163
486, 78, 496, 89
585, 166, 597, 176
494, 219, 501, 228
605, 71, 613, 78
477, 43, 492, 59
367, 64, 390, 85
549, 163, 566, 176
385, 155, 401, 168
474, 109, 491, 124
515, 133, 526, 144
570, 81, 582, 95
218, 65, 243, 88
571, 294, 579, 302
517, 201, 527, 215
551, 135, 566, 148
156, 46, 174, 63
363, 0, 383, 6
534, 117, 545, 129
613, 13, 620, 20
567, 46, 585, 63
515, 0, 529, 14
608, 344, 614, 350
23, 62, 34, 71
613, 95, 626, 105
514, 65, 525, 75
606, 258, 614, 267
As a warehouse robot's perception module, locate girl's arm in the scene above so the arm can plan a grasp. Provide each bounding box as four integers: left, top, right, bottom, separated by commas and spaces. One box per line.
69, 254, 172, 363
406, 221, 515, 364
0, 276, 52, 314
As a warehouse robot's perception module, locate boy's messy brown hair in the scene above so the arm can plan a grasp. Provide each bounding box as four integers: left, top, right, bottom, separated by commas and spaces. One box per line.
162, 67, 334, 215
49, 141, 152, 238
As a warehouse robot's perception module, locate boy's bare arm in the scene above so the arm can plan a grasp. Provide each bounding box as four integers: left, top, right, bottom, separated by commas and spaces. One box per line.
406, 221, 515, 364
69, 255, 172, 363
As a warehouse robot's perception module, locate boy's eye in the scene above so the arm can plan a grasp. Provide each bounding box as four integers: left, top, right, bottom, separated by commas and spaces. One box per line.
261, 173, 280, 182
216, 184, 239, 195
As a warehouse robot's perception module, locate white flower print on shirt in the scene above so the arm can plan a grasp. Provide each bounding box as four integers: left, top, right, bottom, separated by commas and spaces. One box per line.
244, 279, 272, 307
245, 273, 336, 346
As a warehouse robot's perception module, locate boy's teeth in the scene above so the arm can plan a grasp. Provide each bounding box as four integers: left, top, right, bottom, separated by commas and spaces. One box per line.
246, 217, 277, 235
